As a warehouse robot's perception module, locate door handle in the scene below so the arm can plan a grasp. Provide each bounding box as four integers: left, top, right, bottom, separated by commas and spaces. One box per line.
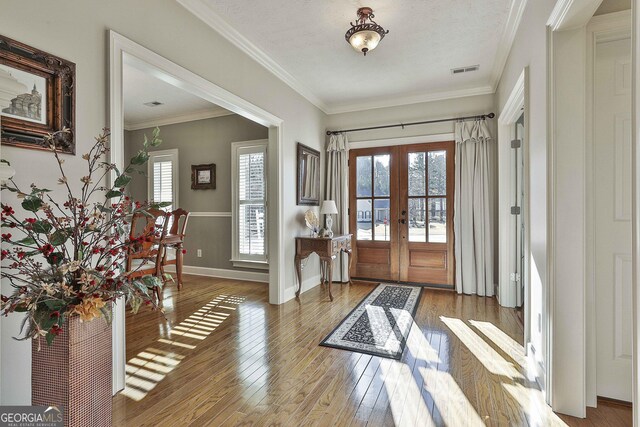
401, 210, 406, 216
399, 219, 406, 224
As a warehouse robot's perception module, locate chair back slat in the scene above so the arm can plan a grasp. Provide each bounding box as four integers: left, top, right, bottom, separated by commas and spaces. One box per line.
127, 208, 170, 274
169, 208, 190, 237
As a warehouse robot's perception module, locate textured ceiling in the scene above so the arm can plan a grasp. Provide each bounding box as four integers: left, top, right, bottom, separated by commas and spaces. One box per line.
123, 53, 230, 127
195, 0, 512, 110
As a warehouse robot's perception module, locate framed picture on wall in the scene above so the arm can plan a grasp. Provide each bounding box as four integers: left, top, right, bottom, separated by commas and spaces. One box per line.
0, 34, 75, 154
191, 163, 216, 190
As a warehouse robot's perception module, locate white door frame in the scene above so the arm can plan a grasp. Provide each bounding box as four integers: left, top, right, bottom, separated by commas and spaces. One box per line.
108, 30, 286, 394
498, 68, 529, 310
498, 67, 535, 375
543, 0, 602, 418
585, 10, 633, 408
546, 0, 605, 417
632, 1, 640, 425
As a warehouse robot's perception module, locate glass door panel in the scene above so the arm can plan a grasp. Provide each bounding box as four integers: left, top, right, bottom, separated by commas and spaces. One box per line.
349, 142, 453, 286
349, 148, 399, 281
399, 142, 454, 285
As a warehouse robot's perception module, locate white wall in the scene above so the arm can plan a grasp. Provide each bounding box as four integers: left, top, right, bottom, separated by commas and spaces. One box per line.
0, 0, 325, 404
326, 94, 495, 143
497, 0, 607, 418
496, 0, 556, 408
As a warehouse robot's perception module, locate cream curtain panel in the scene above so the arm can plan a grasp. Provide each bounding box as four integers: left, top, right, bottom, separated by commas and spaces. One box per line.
453, 120, 494, 296
325, 133, 349, 282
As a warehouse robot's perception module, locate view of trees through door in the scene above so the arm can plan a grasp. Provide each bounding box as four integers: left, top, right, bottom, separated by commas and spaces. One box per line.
349, 142, 455, 287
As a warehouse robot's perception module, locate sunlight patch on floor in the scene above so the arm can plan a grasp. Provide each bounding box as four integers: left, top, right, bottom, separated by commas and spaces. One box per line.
380, 358, 433, 426
440, 316, 524, 380
503, 382, 567, 427
405, 321, 441, 365
157, 338, 196, 349
381, 320, 484, 427
419, 367, 486, 427
120, 294, 246, 401
439, 316, 564, 426
469, 319, 527, 370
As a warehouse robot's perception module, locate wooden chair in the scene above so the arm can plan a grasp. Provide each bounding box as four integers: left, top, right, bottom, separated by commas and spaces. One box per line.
126, 208, 170, 304
161, 208, 190, 290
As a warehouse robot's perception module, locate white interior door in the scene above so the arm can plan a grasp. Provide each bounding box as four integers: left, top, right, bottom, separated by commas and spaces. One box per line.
594, 36, 632, 402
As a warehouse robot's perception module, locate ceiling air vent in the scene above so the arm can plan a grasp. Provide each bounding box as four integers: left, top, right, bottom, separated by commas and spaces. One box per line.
451, 65, 479, 75
143, 101, 164, 107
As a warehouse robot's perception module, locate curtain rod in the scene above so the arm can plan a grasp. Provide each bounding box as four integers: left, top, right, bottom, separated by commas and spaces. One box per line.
325, 112, 495, 136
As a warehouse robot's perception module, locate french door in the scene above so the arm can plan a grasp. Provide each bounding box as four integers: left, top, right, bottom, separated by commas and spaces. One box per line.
349, 142, 455, 287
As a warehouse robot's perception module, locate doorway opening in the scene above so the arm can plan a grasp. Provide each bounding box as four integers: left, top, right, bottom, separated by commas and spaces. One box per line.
109, 31, 285, 395
497, 68, 537, 390
513, 112, 526, 319
348, 141, 455, 287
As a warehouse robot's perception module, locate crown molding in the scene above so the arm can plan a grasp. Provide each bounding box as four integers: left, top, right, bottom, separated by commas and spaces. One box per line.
325, 85, 495, 115
124, 108, 233, 131
177, 0, 526, 115
489, 0, 528, 91
177, 0, 329, 113
548, 0, 602, 31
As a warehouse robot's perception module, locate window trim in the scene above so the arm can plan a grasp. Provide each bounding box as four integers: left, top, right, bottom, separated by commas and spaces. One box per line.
231, 139, 269, 268
147, 148, 179, 209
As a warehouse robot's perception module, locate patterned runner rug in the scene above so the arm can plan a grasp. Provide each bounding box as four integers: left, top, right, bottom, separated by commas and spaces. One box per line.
320, 283, 423, 359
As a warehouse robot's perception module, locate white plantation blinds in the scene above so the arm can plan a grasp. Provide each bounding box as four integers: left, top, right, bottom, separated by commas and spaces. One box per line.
232, 140, 268, 265
148, 150, 178, 211
153, 161, 173, 209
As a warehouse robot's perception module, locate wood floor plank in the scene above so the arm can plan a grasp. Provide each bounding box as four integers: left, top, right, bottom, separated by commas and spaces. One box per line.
112, 276, 631, 427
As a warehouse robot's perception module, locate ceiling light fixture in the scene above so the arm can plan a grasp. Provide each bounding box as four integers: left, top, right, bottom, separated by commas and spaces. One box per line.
345, 7, 389, 56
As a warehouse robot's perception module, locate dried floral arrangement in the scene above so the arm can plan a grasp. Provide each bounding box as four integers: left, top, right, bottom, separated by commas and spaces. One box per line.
0, 128, 168, 345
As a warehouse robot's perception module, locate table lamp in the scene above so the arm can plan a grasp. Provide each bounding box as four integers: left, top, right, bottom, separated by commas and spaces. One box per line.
320, 200, 338, 237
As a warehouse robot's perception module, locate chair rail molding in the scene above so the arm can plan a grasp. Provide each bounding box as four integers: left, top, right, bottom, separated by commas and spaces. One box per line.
188, 212, 232, 217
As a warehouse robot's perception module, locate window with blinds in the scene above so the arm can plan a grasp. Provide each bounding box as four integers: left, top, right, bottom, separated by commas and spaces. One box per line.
148, 149, 178, 212
232, 140, 268, 267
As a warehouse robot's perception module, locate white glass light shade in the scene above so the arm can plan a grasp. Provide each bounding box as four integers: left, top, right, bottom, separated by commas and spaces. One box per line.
348, 30, 382, 54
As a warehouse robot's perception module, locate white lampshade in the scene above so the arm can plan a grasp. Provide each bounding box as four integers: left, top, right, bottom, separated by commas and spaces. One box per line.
320, 200, 338, 215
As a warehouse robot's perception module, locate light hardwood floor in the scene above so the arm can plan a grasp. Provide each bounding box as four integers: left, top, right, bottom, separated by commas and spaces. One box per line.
112, 275, 631, 426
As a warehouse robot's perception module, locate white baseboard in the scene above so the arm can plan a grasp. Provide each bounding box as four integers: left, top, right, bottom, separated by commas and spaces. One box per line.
283, 274, 323, 302
164, 265, 269, 283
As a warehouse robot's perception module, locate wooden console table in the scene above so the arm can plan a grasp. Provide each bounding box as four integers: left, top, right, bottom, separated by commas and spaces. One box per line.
295, 234, 353, 301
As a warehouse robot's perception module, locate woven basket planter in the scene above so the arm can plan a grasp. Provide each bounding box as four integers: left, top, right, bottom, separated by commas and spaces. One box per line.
32, 315, 112, 427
